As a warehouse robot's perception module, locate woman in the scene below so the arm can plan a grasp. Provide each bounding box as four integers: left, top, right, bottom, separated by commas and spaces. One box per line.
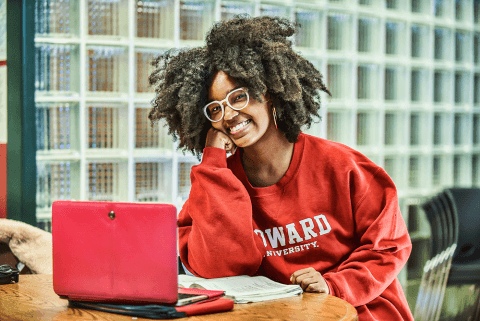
149, 16, 413, 321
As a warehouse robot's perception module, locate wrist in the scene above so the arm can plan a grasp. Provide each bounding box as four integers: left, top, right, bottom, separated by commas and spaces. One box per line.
201, 147, 228, 168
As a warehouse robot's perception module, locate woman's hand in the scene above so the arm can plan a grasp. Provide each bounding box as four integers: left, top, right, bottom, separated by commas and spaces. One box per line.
290, 267, 330, 294
205, 127, 237, 154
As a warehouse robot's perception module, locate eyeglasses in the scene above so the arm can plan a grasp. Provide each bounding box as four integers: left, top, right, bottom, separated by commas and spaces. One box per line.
203, 88, 249, 122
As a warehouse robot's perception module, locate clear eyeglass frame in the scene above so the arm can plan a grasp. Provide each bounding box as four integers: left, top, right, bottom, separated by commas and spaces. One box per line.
203, 87, 250, 122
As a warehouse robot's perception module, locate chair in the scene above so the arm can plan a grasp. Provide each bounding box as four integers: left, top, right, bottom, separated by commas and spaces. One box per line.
415, 196, 452, 321
415, 188, 480, 321
428, 195, 456, 321
444, 189, 480, 265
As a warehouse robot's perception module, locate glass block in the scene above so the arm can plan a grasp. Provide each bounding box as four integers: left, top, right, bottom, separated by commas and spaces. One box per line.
473, 154, 480, 185
87, 105, 128, 149
432, 155, 442, 186
473, 114, 480, 145
410, 68, 430, 102
385, 20, 406, 56
87, 0, 129, 36
356, 111, 379, 146
407, 203, 421, 232
476, 0, 480, 23
411, 24, 430, 59
35, 44, 79, 94
408, 156, 421, 188
434, 27, 453, 61
260, 3, 290, 19
475, 73, 480, 105
358, 16, 380, 53
327, 13, 352, 51
384, 156, 406, 188
386, 0, 400, 9
37, 161, 79, 209
135, 49, 165, 93
135, 107, 173, 150
0, 0, 5, 58
411, 0, 430, 13
385, 65, 406, 101
303, 119, 322, 138
308, 58, 322, 71
454, 113, 471, 146
36, 103, 79, 151
410, 112, 429, 146
221, 1, 254, 21
433, 112, 452, 145
178, 161, 198, 203
295, 9, 322, 49
135, 161, 171, 202
385, 112, 405, 145
327, 110, 352, 145
136, 0, 175, 39
35, 0, 78, 36
37, 219, 52, 233
455, 0, 471, 22
357, 64, 379, 100
435, 0, 452, 17
180, 0, 215, 41
327, 62, 351, 99
453, 154, 471, 186
87, 162, 123, 201
474, 33, 479, 64
86, 46, 128, 93
455, 71, 471, 105
434, 70, 452, 103
455, 30, 471, 62
432, 154, 453, 186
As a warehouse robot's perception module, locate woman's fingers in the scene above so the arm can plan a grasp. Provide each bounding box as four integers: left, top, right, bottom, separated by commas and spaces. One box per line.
305, 282, 328, 293
291, 267, 329, 294
290, 267, 316, 283
205, 128, 237, 153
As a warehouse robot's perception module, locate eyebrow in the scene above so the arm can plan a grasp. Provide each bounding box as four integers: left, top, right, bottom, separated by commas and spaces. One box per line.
207, 86, 243, 104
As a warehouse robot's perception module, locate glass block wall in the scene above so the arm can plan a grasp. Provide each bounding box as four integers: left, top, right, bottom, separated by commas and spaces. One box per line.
33, 0, 480, 306
0, 0, 5, 59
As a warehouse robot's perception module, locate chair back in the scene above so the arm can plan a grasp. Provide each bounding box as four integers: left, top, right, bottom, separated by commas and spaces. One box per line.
444, 188, 480, 263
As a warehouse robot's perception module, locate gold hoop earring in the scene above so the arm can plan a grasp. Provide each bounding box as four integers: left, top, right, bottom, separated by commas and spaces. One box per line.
272, 106, 278, 129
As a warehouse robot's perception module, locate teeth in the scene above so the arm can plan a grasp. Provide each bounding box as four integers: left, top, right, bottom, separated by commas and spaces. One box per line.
230, 120, 250, 133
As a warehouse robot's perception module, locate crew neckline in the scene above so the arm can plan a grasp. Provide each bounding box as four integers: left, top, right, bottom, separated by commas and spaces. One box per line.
232, 133, 305, 197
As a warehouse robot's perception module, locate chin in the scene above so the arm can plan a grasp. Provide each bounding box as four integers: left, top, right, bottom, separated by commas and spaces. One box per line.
234, 136, 258, 148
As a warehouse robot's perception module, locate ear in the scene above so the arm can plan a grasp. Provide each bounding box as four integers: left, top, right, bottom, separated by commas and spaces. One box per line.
264, 93, 272, 105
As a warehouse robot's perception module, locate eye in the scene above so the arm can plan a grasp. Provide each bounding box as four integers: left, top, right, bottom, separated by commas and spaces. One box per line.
208, 105, 221, 114
235, 93, 247, 102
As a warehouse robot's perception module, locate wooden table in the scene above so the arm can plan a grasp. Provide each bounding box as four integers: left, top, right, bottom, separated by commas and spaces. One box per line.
0, 275, 358, 321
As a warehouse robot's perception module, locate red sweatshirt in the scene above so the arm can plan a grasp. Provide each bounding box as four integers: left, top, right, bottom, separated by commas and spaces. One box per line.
178, 133, 413, 321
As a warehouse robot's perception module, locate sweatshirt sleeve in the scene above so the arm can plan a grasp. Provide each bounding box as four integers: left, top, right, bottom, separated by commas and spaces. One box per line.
178, 147, 264, 278
322, 165, 412, 307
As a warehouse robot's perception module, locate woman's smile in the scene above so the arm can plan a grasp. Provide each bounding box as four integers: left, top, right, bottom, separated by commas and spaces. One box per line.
229, 119, 252, 135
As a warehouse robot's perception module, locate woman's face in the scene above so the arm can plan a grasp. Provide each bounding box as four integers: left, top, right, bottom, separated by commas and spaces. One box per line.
208, 71, 275, 148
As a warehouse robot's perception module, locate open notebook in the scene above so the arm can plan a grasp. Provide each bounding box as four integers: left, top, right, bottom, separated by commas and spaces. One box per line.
178, 274, 303, 303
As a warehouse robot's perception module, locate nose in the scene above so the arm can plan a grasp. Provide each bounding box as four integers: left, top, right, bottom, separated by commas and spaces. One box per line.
223, 104, 239, 121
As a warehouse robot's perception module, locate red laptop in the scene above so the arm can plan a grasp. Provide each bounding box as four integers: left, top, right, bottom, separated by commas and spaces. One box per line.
52, 201, 178, 304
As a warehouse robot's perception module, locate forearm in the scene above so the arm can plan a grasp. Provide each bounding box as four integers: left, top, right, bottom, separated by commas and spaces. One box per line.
178, 148, 263, 278
323, 240, 411, 306
324, 165, 412, 306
